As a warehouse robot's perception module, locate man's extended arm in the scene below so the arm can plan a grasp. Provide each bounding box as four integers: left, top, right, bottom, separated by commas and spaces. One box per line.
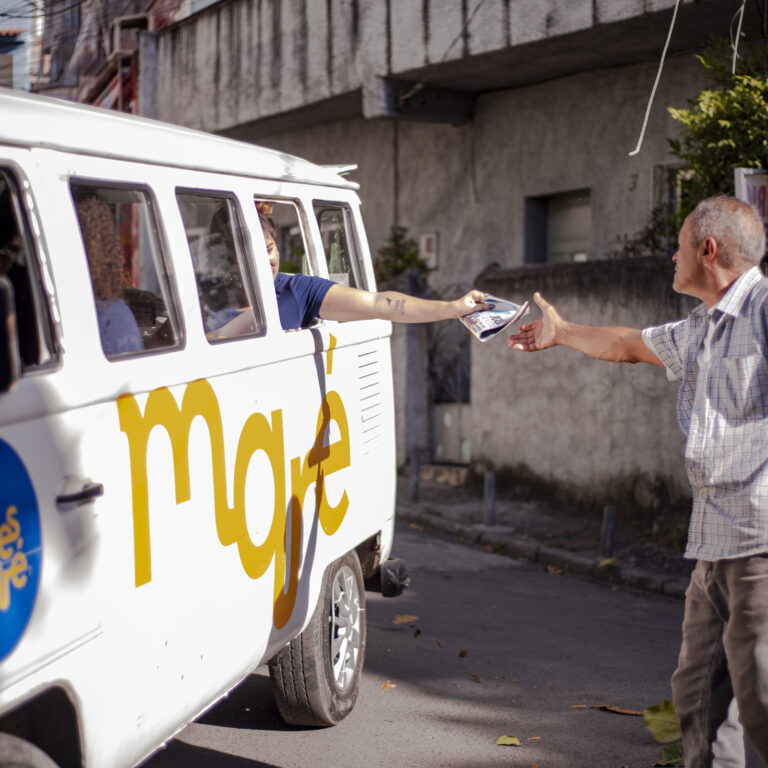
508, 292, 663, 366
319, 284, 487, 323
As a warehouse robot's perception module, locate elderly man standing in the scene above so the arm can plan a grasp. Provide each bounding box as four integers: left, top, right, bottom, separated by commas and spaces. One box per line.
508, 195, 768, 767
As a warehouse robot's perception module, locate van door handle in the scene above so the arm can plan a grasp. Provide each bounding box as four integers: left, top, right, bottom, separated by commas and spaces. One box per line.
56, 482, 104, 506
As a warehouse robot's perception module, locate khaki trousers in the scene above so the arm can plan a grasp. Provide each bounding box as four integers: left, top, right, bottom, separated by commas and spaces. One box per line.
672, 557, 768, 767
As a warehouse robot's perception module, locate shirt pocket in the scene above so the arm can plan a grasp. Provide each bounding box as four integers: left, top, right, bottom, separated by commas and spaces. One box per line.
713, 354, 768, 420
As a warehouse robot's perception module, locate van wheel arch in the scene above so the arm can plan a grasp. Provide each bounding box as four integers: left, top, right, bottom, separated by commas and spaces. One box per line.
0, 687, 81, 768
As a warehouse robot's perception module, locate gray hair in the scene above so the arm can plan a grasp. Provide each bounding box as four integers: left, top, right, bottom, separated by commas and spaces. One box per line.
687, 195, 766, 268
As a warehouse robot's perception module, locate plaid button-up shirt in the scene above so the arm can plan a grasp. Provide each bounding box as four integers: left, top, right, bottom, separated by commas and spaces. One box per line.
643, 266, 768, 561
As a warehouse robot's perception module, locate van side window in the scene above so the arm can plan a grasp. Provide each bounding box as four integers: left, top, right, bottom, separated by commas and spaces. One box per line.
177, 192, 263, 342
71, 184, 180, 359
313, 203, 360, 289
255, 199, 311, 276
0, 168, 57, 371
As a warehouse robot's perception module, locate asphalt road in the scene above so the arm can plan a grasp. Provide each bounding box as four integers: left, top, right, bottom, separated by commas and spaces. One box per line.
140, 522, 751, 768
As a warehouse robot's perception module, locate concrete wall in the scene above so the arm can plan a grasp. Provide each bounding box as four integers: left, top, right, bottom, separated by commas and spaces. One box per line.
472, 257, 697, 518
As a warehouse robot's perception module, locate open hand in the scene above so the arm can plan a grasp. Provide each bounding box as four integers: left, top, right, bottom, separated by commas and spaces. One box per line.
508, 292, 564, 351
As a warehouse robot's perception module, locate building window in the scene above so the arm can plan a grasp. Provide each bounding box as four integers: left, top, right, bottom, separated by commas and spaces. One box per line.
525, 189, 591, 264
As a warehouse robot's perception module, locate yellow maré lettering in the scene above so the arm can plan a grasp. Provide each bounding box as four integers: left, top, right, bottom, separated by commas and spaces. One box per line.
0, 505, 20, 560
0, 505, 27, 613
118, 379, 351, 629
273, 390, 351, 629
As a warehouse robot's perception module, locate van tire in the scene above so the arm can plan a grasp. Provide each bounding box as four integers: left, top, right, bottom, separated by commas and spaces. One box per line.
0, 733, 60, 768
268, 551, 366, 726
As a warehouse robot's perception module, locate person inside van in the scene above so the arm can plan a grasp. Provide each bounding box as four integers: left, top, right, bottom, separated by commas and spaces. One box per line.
263, 209, 486, 328
209, 204, 487, 338
0, 182, 40, 366
75, 196, 144, 357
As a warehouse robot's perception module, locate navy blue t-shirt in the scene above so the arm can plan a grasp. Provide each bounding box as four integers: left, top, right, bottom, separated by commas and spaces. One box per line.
274, 272, 335, 330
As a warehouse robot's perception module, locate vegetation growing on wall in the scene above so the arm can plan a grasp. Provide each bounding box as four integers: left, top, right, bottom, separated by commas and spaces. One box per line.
668, 36, 768, 219
613, 37, 768, 258
609, 206, 677, 259
374, 225, 430, 283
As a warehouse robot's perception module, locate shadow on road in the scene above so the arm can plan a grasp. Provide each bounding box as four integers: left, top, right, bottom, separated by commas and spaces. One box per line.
140, 740, 280, 767
197, 672, 310, 733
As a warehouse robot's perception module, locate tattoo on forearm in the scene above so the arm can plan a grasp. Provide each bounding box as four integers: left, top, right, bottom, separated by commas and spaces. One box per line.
386, 297, 392, 305
394, 299, 406, 315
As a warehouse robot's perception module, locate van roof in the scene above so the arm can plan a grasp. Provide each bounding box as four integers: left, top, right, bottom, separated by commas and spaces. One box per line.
0, 87, 358, 190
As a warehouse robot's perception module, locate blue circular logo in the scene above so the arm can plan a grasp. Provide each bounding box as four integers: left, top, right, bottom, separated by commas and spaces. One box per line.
0, 439, 41, 662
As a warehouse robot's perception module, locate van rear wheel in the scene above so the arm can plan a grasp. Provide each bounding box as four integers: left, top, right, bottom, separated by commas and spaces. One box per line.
0, 733, 60, 768
268, 550, 366, 726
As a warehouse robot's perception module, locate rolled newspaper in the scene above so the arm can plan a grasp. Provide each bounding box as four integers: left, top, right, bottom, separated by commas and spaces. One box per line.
460, 294, 529, 342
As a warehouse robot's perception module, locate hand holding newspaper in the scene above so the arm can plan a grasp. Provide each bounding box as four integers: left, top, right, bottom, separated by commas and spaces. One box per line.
460, 294, 530, 342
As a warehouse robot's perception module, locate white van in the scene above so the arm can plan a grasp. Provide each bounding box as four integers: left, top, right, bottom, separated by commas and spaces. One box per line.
0, 87, 406, 768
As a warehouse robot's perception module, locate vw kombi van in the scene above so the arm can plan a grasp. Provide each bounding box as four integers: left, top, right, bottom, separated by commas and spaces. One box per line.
0, 87, 404, 768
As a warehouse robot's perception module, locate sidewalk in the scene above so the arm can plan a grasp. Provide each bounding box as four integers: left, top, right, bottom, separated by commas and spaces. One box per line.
395, 472, 693, 599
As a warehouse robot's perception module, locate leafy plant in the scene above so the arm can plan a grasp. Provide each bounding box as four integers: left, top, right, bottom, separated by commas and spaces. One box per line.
668, 37, 768, 220
655, 744, 684, 767
375, 225, 430, 283
644, 699, 682, 743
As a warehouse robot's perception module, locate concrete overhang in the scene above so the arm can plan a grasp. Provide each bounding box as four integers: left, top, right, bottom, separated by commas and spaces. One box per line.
220, 0, 767, 138
392, 2, 767, 95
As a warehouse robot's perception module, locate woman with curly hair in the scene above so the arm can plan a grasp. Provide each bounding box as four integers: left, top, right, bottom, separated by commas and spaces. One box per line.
75, 196, 143, 356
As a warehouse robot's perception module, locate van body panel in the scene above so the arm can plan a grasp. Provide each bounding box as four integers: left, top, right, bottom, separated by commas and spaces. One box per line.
0, 88, 396, 768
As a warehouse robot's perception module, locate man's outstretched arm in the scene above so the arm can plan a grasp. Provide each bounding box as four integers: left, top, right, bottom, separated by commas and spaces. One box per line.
319, 284, 487, 323
508, 292, 663, 366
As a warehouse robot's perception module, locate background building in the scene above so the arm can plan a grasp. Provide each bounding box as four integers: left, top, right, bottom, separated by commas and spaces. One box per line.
29, 0, 768, 523
0, 2, 43, 91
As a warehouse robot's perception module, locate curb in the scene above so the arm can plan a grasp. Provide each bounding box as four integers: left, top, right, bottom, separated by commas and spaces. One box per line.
397, 504, 689, 600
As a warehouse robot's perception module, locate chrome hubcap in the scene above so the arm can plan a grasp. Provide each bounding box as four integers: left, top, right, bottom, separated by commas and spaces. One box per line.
329, 564, 362, 692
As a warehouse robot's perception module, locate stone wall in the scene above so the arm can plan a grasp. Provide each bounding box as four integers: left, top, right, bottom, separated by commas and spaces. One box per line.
472, 256, 697, 520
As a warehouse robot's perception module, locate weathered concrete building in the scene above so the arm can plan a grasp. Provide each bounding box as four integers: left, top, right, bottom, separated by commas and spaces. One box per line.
39, 0, 768, 519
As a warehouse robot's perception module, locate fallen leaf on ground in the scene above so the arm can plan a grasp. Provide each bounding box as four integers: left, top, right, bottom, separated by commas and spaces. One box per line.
654, 744, 684, 766
434, 639, 442, 647
599, 557, 619, 567
591, 704, 644, 716
571, 704, 587, 709
408, 522, 425, 531
471, 673, 482, 683
381, 680, 396, 691
527, 736, 541, 741
644, 699, 682, 744
545, 564, 564, 575
458, 649, 468, 657
413, 628, 421, 637
495, 736, 521, 746
393, 613, 418, 625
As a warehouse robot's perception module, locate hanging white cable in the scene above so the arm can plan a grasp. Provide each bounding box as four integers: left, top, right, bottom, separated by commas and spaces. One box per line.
731, 0, 747, 74
629, 0, 682, 157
